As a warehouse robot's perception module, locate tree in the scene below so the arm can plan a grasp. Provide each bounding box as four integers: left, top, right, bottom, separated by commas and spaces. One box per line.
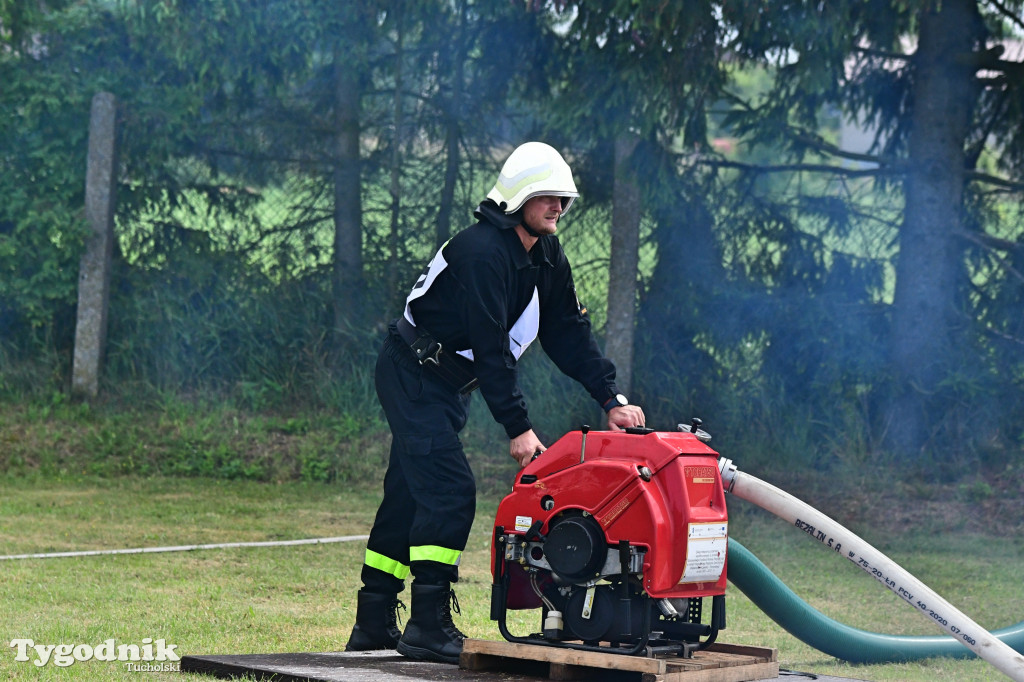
710, 0, 1024, 461
888, 0, 989, 456
0, 2, 110, 347
537, 1, 728, 399
606, 133, 642, 395
6, 0, 1023, 471
330, 7, 375, 346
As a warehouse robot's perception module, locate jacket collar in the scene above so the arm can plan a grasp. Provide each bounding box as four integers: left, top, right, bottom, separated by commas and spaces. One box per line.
476, 200, 555, 269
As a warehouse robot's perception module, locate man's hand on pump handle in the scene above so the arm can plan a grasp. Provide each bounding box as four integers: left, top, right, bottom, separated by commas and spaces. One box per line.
509, 403, 646, 469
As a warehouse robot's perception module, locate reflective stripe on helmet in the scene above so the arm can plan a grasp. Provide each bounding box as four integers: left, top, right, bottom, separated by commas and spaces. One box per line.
409, 544, 462, 566
491, 163, 555, 204
364, 548, 411, 580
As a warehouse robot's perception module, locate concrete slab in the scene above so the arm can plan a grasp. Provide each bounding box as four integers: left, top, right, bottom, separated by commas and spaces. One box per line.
179, 649, 867, 681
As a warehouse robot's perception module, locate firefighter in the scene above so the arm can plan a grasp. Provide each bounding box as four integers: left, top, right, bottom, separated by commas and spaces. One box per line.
346, 141, 646, 664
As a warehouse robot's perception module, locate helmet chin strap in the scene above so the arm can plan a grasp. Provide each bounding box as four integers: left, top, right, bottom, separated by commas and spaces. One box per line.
505, 206, 543, 238
519, 220, 544, 238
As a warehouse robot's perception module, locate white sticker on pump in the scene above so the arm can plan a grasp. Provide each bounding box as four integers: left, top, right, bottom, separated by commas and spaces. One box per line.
514, 515, 532, 532
680, 522, 728, 583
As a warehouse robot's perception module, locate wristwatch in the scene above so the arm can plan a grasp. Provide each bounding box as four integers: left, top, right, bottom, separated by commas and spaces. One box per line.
603, 393, 628, 412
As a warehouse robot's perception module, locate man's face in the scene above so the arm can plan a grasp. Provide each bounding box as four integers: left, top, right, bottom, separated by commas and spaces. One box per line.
521, 195, 564, 235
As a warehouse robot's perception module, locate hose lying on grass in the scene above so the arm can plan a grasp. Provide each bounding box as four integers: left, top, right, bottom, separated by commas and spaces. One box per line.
720, 459, 1024, 682
728, 538, 1024, 663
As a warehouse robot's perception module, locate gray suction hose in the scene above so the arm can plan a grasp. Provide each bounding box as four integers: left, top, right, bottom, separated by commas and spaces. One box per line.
728, 538, 1024, 663
719, 458, 1024, 681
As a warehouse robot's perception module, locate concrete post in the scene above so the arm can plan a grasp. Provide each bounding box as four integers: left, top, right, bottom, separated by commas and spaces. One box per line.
71, 92, 118, 399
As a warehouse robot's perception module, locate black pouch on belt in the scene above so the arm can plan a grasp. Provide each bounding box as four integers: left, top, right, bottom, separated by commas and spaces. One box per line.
396, 317, 479, 395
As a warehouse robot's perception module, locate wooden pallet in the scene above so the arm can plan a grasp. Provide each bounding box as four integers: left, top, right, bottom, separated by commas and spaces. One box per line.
460, 639, 779, 682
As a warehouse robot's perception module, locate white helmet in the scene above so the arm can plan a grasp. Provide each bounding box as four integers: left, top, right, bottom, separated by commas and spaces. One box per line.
486, 142, 579, 215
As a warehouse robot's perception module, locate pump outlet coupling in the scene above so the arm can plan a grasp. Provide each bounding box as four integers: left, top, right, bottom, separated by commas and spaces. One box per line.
718, 457, 737, 492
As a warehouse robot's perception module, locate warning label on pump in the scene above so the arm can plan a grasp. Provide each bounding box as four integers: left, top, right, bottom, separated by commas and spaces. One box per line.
680, 522, 728, 583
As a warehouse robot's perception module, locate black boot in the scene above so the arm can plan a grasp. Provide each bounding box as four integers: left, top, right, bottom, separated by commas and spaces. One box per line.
345, 590, 405, 651
396, 584, 465, 664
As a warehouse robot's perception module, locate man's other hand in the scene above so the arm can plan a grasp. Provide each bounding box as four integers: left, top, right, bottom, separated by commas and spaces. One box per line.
607, 404, 646, 431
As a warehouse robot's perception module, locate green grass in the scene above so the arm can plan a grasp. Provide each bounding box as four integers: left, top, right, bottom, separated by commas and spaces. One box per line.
0, 477, 376, 681
1, 476, 1021, 681
0, 398, 388, 483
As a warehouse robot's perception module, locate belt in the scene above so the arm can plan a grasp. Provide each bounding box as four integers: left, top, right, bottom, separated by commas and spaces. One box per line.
395, 317, 479, 395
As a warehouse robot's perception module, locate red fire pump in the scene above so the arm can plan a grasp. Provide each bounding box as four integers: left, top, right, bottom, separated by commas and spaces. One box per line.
490, 422, 729, 657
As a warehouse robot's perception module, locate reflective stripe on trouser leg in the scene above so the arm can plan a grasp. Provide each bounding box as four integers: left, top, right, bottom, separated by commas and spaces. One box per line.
364, 548, 411, 581
409, 545, 462, 567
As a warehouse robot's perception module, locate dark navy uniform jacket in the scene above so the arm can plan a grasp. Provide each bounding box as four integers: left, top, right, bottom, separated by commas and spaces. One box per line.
405, 200, 620, 439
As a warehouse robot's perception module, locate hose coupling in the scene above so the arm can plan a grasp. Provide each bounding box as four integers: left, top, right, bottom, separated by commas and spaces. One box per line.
718, 457, 737, 492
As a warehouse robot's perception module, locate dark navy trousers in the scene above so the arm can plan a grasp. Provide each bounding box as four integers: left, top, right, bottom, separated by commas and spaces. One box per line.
360, 330, 476, 593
